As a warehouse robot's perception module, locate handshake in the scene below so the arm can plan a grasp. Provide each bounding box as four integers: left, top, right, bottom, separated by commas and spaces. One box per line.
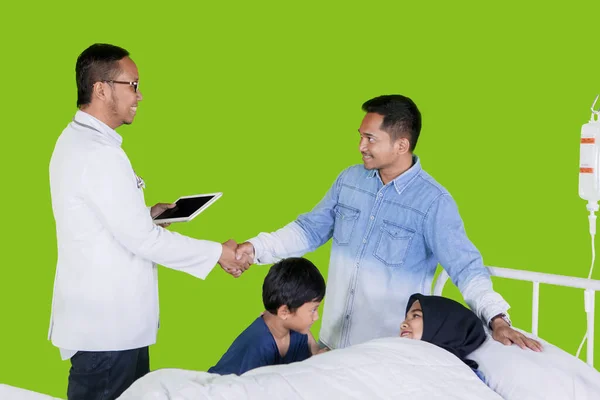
217, 239, 255, 278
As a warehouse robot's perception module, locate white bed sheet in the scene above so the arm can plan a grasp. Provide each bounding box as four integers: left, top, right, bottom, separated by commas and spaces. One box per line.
118, 337, 502, 400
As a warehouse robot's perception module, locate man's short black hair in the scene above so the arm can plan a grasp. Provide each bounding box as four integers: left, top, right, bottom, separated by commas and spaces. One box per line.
361, 95, 422, 151
75, 43, 130, 107
263, 257, 326, 314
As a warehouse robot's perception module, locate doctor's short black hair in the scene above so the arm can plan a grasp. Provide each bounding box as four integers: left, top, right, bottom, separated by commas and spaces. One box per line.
263, 257, 326, 314
362, 94, 422, 152
75, 43, 130, 108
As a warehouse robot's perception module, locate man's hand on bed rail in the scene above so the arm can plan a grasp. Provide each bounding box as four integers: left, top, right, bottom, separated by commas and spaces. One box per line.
491, 318, 543, 352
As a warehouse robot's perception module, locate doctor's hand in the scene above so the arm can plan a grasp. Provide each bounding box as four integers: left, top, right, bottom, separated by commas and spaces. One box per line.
218, 239, 251, 278
491, 318, 543, 352
150, 203, 176, 228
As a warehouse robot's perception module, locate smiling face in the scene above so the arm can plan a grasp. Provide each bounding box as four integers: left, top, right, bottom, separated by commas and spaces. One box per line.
358, 112, 407, 171
104, 56, 143, 127
400, 300, 423, 340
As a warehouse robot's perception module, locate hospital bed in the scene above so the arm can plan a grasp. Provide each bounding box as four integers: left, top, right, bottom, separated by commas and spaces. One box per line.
2, 266, 599, 400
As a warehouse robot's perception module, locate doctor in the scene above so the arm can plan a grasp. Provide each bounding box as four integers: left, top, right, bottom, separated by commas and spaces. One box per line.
48, 43, 249, 400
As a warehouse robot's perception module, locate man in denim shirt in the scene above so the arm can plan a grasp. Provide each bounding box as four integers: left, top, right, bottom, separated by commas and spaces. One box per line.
236, 95, 542, 352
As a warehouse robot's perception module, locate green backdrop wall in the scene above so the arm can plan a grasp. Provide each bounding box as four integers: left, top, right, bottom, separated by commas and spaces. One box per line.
1, 1, 598, 397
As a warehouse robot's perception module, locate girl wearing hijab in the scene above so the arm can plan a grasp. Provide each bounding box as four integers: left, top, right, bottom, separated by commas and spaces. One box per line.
400, 293, 487, 382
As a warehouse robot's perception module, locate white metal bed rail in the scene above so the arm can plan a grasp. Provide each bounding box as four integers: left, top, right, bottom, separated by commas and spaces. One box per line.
432, 266, 600, 368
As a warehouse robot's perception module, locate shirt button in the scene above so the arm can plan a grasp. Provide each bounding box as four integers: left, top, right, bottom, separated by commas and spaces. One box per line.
362, 239, 366, 244
346, 315, 350, 319
350, 289, 355, 295
370, 215, 374, 220
378, 193, 383, 197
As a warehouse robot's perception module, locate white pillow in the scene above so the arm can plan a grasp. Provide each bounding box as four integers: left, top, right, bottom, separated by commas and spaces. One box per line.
469, 328, 600, 400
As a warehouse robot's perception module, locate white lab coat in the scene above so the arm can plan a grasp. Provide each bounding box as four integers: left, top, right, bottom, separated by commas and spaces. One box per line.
48, 110, 222, 354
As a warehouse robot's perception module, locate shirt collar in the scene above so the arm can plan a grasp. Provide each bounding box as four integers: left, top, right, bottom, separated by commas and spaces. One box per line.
73, 110, 123, 147
367, 155, 422, 194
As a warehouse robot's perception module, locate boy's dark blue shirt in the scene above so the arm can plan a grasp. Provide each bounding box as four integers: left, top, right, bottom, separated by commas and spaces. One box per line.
208, 316, 311, 376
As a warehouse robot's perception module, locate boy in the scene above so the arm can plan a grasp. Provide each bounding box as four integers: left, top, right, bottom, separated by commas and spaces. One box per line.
208, 257, 326, 375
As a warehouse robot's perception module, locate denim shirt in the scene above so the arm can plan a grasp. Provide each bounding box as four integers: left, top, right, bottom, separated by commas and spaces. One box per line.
249, 156, 509, 349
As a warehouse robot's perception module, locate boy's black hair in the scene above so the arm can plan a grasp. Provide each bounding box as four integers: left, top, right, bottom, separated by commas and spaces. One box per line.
263, 257, 326, 314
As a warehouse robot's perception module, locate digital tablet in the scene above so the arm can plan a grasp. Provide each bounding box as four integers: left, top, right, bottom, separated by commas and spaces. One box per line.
152, 193, 222, 224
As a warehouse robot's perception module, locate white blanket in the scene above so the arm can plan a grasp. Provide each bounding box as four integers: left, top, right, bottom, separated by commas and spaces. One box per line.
118, 337, 502, 400
0, 384, 62, 400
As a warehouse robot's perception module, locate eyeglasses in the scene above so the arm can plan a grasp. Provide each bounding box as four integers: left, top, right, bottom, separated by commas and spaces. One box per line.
104, 80, 139, 92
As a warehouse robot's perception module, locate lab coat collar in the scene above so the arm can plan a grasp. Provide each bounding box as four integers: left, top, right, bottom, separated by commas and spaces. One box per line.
73, 110, 123, 147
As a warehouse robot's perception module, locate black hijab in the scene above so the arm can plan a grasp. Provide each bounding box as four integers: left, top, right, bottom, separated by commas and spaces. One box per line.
405, 294, 487, 369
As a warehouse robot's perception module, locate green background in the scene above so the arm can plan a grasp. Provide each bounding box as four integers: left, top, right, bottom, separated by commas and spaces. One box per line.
1, 0, 599, 397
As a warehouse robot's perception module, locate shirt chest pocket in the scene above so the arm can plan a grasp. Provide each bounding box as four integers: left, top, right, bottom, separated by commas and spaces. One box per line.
333, 204, 360, 245
374, 220, 415, 268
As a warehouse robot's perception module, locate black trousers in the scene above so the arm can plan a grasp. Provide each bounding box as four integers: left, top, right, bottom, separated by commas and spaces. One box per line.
67, 346, 149, 400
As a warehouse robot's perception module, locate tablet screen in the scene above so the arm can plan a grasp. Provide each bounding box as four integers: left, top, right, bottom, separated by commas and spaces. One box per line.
153, 195, 216, 221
